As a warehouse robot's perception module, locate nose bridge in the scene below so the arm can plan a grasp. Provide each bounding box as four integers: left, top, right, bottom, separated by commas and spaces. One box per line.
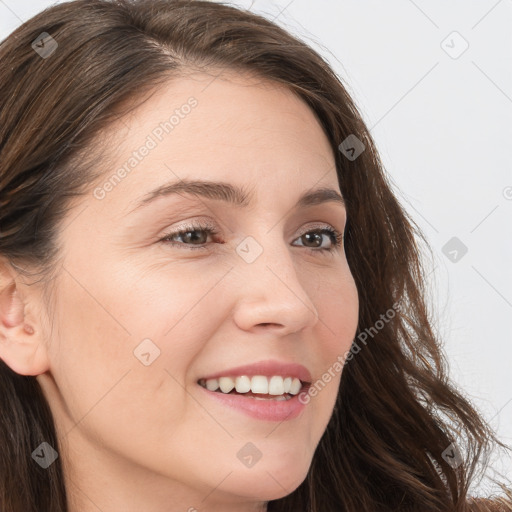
232, 225, 319, 332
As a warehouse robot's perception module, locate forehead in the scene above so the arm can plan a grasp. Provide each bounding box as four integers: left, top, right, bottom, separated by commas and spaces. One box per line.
89, 70, 339, 217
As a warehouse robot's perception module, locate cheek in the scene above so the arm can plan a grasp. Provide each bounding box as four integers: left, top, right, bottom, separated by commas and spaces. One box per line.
47, 266, 205, 442
305, 269, 358, 417
316, 268, 359, 358
105, 258, 229, 340
47, 273, 208, 476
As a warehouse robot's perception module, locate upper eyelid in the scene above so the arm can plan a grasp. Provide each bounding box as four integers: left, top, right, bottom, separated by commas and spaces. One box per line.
164, 220, 343, 237
295, 221, 342, 234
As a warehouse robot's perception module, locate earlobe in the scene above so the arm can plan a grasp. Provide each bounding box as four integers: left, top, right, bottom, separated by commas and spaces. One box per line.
0, 265, 50, 376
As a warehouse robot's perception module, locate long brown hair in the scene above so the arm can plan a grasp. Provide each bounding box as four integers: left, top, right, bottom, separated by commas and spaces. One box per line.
0, 1, 510, 510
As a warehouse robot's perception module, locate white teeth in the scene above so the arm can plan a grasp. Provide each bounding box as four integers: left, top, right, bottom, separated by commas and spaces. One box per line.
218, 377, 235, 393
200, 374, 304, 397
206, 378, 219, 391
251, 375, 268, 394
289, 377, 301, 395
235, 376, 251, 393
268, 376, 284, 395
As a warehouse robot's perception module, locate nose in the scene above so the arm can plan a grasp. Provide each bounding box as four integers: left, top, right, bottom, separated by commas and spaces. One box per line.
232, 234, 319, 335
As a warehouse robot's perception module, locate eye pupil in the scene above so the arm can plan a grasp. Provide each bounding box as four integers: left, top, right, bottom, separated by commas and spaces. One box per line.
303, 232, 322, 247
184, 230, 207, 244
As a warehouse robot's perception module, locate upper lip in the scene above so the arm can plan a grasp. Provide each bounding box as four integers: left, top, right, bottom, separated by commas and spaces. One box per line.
198, 359, 312, 384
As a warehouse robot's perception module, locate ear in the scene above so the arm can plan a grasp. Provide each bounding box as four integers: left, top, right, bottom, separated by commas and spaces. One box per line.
0, 258, 50, 376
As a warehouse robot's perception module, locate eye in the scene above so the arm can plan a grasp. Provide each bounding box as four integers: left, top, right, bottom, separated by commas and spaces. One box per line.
159, 221, 220, 251
159, 221, 344, 254
293, 225, 344, 254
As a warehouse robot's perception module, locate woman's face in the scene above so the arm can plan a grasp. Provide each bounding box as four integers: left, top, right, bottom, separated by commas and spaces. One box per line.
36, 71, 359, 510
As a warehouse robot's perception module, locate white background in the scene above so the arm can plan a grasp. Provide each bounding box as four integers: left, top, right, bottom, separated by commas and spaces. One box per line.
1, 0, 511, 492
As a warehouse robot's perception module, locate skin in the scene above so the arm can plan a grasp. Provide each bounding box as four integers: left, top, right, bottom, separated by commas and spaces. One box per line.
0, 70, 359, 512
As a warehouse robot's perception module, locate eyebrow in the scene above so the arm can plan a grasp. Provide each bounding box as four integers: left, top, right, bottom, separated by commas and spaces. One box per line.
129, 179, 345, 214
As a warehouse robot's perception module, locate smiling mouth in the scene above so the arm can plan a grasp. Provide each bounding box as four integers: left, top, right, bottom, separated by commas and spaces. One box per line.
197, 375, 309, 401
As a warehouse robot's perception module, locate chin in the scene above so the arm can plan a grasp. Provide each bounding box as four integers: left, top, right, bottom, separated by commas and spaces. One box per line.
228, 464, 309, 502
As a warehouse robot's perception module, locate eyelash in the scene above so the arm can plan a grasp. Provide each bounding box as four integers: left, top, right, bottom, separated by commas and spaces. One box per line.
159, 221, 344, 255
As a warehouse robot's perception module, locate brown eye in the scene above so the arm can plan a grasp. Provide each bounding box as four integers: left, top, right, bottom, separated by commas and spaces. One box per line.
159, 223, 343, 255
159, 222, 219, 251
293, 227, 344, 254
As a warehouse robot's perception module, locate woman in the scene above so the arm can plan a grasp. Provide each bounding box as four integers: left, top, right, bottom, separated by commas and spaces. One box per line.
0, 1, 510, 510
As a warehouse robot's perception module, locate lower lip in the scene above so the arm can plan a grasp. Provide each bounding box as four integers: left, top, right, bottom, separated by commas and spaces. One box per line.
197, 384, 308, 421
